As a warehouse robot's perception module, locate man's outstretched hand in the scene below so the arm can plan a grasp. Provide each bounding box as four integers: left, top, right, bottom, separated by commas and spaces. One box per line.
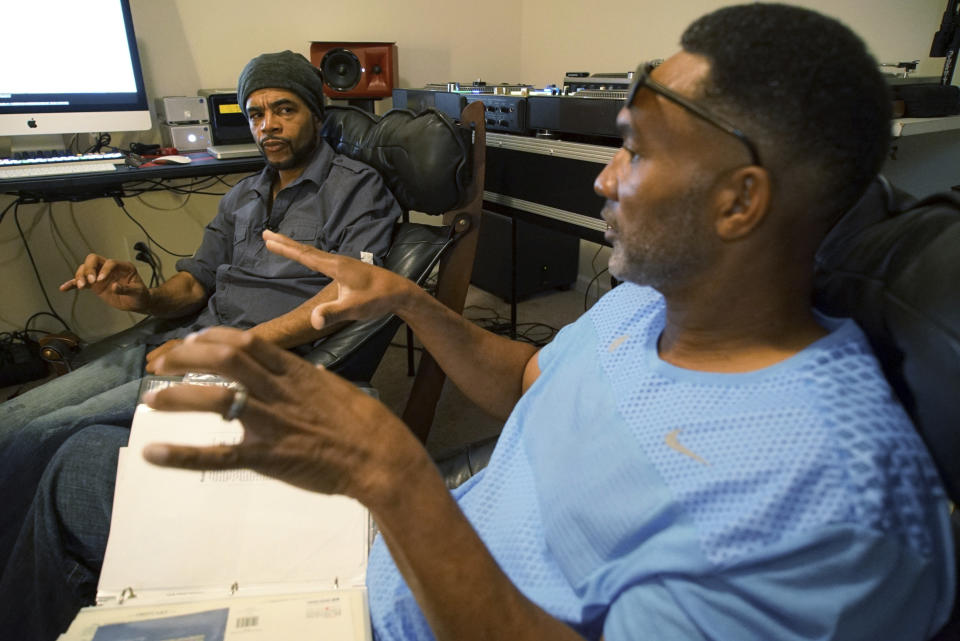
141, 327, 429, 507
59, 253, 150, 313
145, 339, 183, 374
263, 229, 417, 332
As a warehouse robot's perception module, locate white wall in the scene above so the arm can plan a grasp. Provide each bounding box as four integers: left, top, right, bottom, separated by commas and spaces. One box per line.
129, 0, 523, 108
520, 0, 951, 86
2, 0, 956, 338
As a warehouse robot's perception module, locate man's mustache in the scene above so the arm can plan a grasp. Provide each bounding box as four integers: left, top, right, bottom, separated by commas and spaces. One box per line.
601, 202, 616, 231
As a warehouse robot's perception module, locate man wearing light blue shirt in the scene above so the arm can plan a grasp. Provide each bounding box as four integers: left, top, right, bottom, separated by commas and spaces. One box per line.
7, 6, 956, 641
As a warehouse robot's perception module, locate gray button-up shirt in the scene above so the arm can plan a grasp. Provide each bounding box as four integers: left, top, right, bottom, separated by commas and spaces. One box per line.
157, 139, 401, 345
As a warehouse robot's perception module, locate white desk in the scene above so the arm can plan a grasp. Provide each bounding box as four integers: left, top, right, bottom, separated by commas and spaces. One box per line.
892, 115, 960, 137
885, 116, 960, 196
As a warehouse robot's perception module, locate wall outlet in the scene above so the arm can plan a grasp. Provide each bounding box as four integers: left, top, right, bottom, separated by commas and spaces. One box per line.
122, 236, 140, 265
124, 237, 165, 284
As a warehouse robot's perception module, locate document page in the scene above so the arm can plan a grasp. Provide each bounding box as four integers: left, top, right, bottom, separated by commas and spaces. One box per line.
98, 404, 370, 605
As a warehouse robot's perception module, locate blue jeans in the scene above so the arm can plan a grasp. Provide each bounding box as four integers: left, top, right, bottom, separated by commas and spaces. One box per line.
0, 424, 128, 641
0, 344, 145, 570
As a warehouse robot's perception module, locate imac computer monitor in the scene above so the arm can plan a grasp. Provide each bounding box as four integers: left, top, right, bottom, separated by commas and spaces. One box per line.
0, 0, 152, 148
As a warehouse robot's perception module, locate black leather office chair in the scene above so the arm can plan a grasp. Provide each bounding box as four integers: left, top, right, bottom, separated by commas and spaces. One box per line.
814, 176, 960, 504
56, 102, 487, 443
307, 101, 486, 441
813, 176, 960, 639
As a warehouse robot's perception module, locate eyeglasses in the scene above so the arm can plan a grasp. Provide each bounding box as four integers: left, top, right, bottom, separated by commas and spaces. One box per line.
625, 62, 762, 167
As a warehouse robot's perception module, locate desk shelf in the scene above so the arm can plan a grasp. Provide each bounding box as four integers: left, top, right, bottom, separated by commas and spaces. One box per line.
0, 155, 264, 202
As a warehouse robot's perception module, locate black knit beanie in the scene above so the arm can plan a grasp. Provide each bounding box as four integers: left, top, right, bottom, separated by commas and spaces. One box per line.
237, 50, 325, 119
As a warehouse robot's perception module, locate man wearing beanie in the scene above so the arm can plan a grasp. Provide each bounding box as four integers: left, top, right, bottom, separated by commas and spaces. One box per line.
0, 51, 401, 637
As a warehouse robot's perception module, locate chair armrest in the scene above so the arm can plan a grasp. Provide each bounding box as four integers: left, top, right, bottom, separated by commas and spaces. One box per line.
300, 221, 456, 380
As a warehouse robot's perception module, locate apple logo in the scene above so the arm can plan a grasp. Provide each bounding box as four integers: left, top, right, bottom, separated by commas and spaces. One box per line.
27, 118, 37, 129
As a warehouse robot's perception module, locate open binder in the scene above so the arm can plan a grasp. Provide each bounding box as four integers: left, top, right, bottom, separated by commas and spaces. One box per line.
59, 377, 373, 640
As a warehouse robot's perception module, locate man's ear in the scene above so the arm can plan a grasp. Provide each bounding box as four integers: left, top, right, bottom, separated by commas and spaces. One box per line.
713, 166, 770, 240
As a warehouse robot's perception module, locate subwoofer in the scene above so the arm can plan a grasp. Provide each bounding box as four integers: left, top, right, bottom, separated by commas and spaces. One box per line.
309, 42, 398, 99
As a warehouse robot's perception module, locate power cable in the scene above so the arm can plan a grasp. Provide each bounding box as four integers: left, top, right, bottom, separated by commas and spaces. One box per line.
12, 201, 73, 333
112, 196, 192, 257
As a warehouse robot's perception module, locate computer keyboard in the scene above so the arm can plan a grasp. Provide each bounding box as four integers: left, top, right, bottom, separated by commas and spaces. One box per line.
0, 161, 120, 179
0, 150, 126, 179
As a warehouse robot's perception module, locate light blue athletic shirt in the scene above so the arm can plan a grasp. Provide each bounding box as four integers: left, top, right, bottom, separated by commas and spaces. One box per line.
367, 283, 955, 640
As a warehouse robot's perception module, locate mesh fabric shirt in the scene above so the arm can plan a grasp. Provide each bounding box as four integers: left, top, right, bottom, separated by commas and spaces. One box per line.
367, 283, 955, 640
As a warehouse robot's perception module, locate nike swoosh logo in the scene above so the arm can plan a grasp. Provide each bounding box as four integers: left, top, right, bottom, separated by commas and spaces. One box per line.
665, 428, 710, 465
608, 334, 629, 352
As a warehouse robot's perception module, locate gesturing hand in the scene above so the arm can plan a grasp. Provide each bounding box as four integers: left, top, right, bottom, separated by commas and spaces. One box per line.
145, 339, 183, 374
262, 230, 417, 331
141, 327, 429, 506
59, 253, 150, 313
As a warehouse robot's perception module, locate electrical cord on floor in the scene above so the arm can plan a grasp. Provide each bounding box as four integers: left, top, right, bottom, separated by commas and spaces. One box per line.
381, 299, 561, 367
465, 304, 558, 347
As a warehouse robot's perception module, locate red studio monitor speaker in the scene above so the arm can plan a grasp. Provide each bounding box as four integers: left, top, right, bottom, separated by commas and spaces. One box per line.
309, 42, 398, 99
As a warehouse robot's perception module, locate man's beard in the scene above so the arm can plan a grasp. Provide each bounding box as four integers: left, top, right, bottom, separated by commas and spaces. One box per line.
606, 180, 716, 291
261, 137, 317, 170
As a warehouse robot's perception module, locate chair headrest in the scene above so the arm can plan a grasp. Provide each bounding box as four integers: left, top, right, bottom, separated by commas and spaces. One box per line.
814, 176, 960, 502
320, 106, 473, 215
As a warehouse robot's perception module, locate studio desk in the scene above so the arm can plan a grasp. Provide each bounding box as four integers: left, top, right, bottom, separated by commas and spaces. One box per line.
0, 154, 266, 203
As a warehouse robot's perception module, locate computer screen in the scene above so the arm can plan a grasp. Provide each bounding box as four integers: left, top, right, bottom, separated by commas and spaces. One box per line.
0, 0, 151, 145
206, 92, 256, 145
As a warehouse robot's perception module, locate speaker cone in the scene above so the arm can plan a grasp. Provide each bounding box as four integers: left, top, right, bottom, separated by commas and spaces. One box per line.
321, 49, 362, 92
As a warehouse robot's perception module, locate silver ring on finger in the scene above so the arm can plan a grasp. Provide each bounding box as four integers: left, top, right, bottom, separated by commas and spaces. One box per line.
224, 385, 248, 421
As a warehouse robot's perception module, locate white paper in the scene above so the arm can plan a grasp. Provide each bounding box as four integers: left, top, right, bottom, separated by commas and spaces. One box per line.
98, 404, 370, 605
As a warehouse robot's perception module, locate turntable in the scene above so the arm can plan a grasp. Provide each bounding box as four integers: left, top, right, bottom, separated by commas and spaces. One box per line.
392, 72, 630, 141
